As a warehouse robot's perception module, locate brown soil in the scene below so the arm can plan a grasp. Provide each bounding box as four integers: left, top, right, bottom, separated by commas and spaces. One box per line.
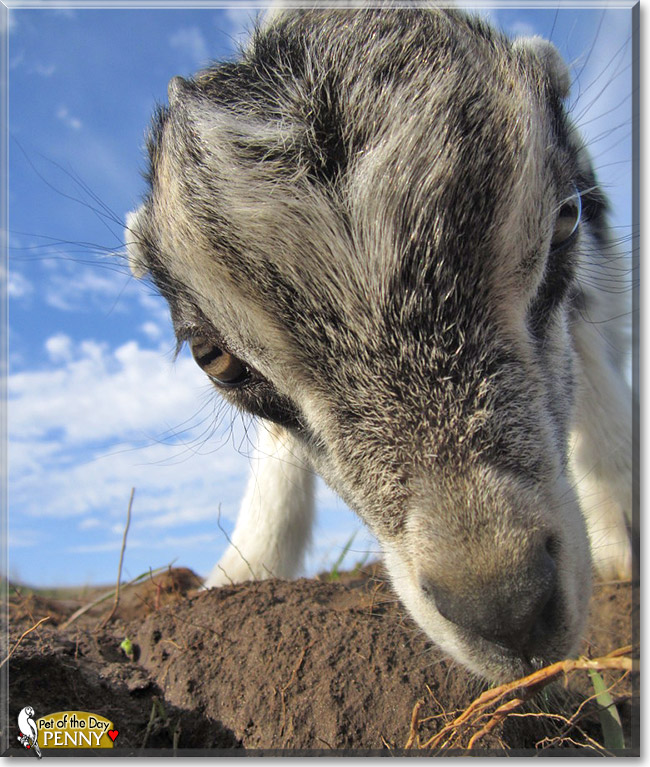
4, 565, 638, 755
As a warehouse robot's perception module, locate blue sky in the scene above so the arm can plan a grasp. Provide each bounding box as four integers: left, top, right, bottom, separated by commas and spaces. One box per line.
6, 4, 634, 587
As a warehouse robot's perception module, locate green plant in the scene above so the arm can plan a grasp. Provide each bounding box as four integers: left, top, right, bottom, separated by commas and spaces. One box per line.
328, 531, 358, 581
587, 668, 625, 750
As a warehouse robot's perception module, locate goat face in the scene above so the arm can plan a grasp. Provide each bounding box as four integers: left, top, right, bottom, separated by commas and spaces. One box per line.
126, 9, 600, 681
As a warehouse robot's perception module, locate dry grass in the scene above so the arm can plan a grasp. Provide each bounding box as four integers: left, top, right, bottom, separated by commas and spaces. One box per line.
403, 646, 635, 753
0, 616, 51, 670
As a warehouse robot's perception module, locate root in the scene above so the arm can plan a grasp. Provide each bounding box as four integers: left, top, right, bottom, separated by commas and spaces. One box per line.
404, 647, 635, 752
0, 617, 50, 669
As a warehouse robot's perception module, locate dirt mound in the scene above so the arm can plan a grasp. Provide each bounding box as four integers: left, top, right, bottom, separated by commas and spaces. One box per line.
5, 566, 638, 755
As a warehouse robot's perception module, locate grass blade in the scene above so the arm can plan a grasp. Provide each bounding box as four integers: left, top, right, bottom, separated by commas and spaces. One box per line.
588, 668, 625, 750
328, 531, 358, 581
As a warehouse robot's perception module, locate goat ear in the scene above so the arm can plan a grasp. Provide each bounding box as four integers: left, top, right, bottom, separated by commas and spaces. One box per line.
168, 75, 191, 110
125, 208, 149, 279
513, 37, 571, 99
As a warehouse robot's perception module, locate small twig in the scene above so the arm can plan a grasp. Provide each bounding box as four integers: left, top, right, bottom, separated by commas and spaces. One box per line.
0, 617, 50, 669
467, 696, 525, 748
216, 504, 258, 581
159, 638, 185, 651
538, 671, 631, 749
367, 580, 385, 616
140, 696, 169, 751
419, 649, 635, 750
215, 564, 235, 587
141, 697, 159, 750
404, 698, 425, 748
172, 719, 182, 753
315, 736, 334, 749
99, 488, 135, 629
601, 644, 634, 658
278, 639, 315, 736
148, 567, 164, 610
59, 561, 177, 631
282, 639, 315, 695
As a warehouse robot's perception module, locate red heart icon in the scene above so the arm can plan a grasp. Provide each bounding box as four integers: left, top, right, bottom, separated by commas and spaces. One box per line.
108, 730, 119, 742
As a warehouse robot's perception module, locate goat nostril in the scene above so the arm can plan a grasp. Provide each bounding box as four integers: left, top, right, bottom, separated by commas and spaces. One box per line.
419, 576, 457, 624
532, 586, 560, 639
419, 576, 434, 600
419, 541, 560, 656
539, 545, 558, 605
545, 534, 560, 560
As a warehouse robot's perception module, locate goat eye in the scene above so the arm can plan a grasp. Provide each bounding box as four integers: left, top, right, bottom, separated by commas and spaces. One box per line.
190, 336, 249, 386
550, 187, 581, 250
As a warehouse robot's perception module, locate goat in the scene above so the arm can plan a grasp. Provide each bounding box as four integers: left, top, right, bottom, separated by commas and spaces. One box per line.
125, 7, 633, 681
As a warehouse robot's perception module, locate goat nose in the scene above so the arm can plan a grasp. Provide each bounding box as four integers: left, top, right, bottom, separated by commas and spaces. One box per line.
421, 543, 558, 656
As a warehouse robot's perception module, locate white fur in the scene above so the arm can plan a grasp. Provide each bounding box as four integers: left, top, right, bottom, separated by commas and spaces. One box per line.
125, 208, 148, 279
569, 297, 632, 579
513, 36, 571, 98
204, 421, 315, 586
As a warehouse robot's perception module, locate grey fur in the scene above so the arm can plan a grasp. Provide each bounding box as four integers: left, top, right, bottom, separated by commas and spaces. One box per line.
125, 8, 632, 681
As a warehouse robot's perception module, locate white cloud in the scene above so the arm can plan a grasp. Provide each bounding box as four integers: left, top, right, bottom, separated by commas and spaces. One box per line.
8, 325, 371, 584
78, 518, 101, 530
70, 531, 222, 554
8, 326, 368, 582
137, 292, 176, 329
66, 540, 123, 554
7, 270, 32, 299
45, 333, 73, 362
170, 27, 210, 67
140, 321, 163, 341
7, 532, 39, 550
9, 337, 251, 524
45, 263, 138, 312
10, 339, 203, 443
56, 105, 82, 131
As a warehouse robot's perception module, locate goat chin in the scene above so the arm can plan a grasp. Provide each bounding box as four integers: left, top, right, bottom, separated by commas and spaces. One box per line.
124, 8, 633, 681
